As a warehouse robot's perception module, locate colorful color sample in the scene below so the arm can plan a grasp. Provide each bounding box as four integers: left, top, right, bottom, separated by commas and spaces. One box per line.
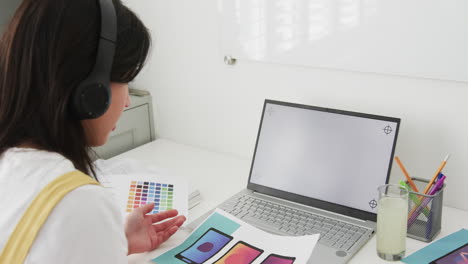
214, 241, 263, 264
126, 181, 174, 214
175, 228, 233, 264
260, 254, 296, 264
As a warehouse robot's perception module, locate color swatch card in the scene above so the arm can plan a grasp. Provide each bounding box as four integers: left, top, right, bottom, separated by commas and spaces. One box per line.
152, 209, 319, 264
102, 171, 189, 221
127, 181, 177, 214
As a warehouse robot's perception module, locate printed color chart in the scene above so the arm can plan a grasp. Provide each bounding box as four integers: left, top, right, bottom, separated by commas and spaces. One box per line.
127, 181, 174, 214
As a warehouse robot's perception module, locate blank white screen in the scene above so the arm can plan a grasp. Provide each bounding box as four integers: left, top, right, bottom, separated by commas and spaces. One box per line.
250, 103, 398, 213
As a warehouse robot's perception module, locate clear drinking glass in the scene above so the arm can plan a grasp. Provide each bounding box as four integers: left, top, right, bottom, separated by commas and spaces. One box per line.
376, 184, 409, 261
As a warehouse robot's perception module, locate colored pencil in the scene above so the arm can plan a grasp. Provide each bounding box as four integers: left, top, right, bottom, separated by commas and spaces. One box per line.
395, 156, 419, 192
408, 176, 446, 227
422, 154, 450, 194
399, 181, 429, 217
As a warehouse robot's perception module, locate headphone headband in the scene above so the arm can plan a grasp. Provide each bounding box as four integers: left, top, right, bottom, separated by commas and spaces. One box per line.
72, 0, 117, 120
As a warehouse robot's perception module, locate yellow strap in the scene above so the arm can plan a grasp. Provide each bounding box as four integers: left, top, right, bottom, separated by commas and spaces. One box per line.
0, 171, 99, 264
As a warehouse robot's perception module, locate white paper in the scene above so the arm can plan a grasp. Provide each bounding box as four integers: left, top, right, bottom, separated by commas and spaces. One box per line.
94, 158, 189, 221
94, 158, 168, 183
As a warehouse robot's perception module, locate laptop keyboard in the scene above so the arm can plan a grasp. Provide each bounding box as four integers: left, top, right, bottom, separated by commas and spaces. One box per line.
220, 194, 368, 251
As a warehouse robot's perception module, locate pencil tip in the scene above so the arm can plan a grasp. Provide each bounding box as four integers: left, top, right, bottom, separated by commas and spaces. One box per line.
445, 154, 451, 161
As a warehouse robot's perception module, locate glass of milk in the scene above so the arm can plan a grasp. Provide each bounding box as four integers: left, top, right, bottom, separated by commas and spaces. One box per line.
376, 184, 408, 261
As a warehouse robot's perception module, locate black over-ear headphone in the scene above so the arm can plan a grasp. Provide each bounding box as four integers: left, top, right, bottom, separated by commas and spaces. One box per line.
71, 0, 117, 120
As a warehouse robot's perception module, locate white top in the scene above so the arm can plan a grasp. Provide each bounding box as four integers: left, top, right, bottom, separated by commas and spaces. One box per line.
0, 148, 128, 263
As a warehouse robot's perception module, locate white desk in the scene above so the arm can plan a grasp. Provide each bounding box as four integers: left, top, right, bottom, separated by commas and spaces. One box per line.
114, 139, 468, 264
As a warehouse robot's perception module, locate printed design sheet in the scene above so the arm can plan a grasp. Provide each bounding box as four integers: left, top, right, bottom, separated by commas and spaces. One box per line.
152, 209, 319, 264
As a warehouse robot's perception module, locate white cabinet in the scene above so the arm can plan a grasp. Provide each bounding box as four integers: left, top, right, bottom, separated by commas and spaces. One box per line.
93, 94, 155, 159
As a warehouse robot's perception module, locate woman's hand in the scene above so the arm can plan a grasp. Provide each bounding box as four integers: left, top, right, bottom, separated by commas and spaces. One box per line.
125, 203, 186, 255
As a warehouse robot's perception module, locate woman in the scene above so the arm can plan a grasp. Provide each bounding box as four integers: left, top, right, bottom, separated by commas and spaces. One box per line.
0, 0, 186, 263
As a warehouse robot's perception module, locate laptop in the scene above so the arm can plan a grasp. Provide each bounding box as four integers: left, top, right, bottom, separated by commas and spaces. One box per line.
190, 99, 400, 263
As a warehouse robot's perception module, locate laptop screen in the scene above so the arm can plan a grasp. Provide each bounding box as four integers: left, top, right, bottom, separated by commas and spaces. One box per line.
248, 100, 400, 221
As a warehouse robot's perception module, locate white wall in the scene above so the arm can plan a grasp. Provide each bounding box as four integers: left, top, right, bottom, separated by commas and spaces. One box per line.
125, 0, 468, 211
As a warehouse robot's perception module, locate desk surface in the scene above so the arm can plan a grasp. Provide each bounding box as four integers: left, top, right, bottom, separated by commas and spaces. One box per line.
114, 139, 468, 264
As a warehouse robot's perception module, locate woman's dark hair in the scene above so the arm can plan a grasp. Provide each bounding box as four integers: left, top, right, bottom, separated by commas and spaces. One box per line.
0, 0, 151, 176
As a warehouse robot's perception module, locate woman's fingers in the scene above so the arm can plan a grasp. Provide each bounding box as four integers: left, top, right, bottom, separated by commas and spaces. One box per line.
153, 226, 179, 247
148, 212, 185, 250
153, 215, 186, 232
150, 209, 179, 223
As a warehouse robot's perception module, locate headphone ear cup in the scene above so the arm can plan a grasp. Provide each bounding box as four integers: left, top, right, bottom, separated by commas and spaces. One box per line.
71, 0, 116, 120
72, 83, 110, 119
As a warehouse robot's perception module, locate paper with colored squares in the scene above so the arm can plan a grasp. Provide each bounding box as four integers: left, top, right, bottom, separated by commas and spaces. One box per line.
93, 158, 189, 221
103, 173, 189, 221
127, 181, 176, 214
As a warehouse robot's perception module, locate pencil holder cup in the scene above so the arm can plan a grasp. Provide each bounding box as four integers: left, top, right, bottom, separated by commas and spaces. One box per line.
405, 178, 445, 242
